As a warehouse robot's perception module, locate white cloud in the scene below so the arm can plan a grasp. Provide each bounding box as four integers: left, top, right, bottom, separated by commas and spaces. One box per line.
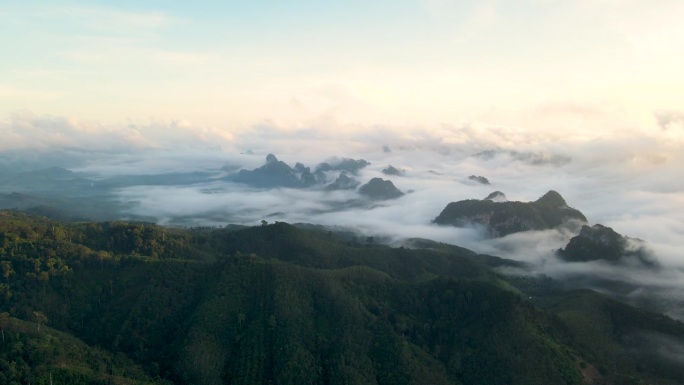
0, 111, 235, 152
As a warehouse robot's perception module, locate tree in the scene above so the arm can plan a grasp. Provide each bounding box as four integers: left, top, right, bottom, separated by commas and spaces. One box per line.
32, 311, 48, 331
96, 250, 111, 270
0, 283, 11, 303
0, 312, 9, 341
238, 313, 246, 328
1, 261, 14, 284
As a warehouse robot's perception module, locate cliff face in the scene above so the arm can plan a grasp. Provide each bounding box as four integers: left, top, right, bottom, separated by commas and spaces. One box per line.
433, 191, 587, 237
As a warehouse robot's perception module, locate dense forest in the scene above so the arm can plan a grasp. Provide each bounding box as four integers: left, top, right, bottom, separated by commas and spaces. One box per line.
1, 210, 683, 385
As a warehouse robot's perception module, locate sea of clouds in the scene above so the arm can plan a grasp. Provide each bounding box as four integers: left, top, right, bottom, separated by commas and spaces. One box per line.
2, 110, 684, 317
3, 110, 683, 264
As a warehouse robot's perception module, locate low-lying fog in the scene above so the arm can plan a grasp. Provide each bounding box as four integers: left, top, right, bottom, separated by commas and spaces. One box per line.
2, 111, 684, 317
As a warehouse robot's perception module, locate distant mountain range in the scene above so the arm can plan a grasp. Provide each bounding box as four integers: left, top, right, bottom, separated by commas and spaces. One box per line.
231, 154, 371, 190
230, 154, 406, 201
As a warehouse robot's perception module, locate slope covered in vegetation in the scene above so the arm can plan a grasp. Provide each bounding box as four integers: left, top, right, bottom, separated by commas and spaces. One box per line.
1, 210, 682, 385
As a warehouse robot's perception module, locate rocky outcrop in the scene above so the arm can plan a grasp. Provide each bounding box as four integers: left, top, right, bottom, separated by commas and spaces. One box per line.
557, 224, 657, 267
468, 175, 490, 185
358, 178, 404, 200
233, 154, 301, 188
483, 191, 507, 202
315, 158, 370, 174
382, 165, 404, 176
433, 190, 587, 237
325, 172, 360, 191
233, 155, 369, 189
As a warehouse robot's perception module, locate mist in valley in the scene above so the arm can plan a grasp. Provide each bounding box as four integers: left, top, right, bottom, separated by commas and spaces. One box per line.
2, 110, 684, 320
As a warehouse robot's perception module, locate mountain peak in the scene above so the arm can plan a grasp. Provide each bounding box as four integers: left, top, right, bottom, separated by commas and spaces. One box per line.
358, 178, 404, 200
535, 190, 567, 207
434, 190, 586, 237
468, 175, 490, 185
325, 172, 359, 191
483, 191, 507, 202
266, 153, 278, 164
382, 165, 404, 176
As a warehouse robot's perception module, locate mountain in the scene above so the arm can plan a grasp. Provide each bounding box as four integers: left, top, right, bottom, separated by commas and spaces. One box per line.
0, 166, 97, 196
358, 178, 404, 200
483, 191, 507, 202
293, 162, 309, 173
325, 172, 360, 191
468, 175, 490, 185
557, 224, 658, 267
382, 165, 404, 176
0, 192, 124, 222
433, 190, 587, 237
0, 314, 165, 384
535, 289, 684, 385
232, 154, 370, 189
1, 211, 683, 385
233, 154, 302, 188
315, 157, 370, 174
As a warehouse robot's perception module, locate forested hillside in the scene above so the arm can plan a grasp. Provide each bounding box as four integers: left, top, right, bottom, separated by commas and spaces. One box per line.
1, 210, 683, 385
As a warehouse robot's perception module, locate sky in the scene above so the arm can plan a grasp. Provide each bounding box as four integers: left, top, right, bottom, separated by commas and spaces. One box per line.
1, 0, 684, 319
1, 0, 683, 139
